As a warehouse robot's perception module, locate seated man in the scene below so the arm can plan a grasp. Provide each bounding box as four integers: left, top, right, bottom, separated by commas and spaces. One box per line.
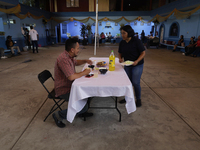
6, 36, 21, 57
0, 47, 7, 59
53, 38, 93, 128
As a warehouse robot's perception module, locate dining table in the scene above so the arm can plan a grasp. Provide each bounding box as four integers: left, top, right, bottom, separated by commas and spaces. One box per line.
67, 57, 136, 123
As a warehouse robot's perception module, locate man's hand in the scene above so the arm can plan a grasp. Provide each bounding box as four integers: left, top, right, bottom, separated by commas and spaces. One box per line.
82, 68, 91, 75
86, 60, 93, 65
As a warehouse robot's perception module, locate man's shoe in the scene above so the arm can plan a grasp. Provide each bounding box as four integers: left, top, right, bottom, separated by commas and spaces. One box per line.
18, 52, 22, 55
78, 112, 93, 118
11, 54, 15, 57
136, 99, 142, 107
52, 113, 65, 128
119, 99, 126, 104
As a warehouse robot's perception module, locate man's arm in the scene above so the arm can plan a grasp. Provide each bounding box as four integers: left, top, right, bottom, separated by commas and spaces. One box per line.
76, 59, 92, 66
37, 34, 39, 41
68, 68, 91, 81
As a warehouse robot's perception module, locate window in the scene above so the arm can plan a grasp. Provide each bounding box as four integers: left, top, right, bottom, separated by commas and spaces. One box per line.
66, 0, 79, 7
7, 19, 16, 24
169, 22, 179, 37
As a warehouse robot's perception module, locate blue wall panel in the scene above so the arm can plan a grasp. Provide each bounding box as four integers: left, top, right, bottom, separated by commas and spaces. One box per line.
0, 17, 4, 31
159, 13, 200, 44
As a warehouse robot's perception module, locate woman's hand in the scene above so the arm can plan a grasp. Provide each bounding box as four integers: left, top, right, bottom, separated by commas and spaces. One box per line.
132, 60, 138, 66
119, 58, 123, 63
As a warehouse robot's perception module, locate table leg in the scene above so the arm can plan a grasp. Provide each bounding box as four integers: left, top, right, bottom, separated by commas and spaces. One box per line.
115, 97, 121, 122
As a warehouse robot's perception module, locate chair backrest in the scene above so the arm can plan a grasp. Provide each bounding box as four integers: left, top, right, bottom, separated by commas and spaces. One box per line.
38, 70, 54, 84
38, 70, 55, 95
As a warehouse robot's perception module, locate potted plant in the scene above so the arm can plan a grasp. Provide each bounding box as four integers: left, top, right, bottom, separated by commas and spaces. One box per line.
80, 24, 87, 45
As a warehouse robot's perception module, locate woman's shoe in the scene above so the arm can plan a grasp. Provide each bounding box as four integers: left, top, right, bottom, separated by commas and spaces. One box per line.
136, 99, 142, 107
119, 99, 126, 104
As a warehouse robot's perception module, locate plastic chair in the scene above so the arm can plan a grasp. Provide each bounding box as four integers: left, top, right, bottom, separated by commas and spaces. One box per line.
38, 70, 66, 122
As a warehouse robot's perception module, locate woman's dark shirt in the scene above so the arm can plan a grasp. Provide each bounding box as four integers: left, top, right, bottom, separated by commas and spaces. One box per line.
189, 40, 195, 45
118, 37, 145, 66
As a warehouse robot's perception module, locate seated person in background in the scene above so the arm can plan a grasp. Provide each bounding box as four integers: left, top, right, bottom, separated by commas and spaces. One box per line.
0, 47, 7, 59
135, 32, 139, 39
149, 31, 154, 39
155, 31, 159, 37
6, 36, 22, 56
183, 36, 196, 56
105, 33, 108, 38
173, 35, 184, 52
191, 35, 200, 57
105, 33, 108, 42
108, 32, 112, 38
107, 32, 112, 42
99, 32, 105, 43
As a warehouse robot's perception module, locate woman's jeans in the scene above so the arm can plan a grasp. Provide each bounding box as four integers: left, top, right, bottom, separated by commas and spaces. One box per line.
124, 64, 144, 100
58, 93, 88, 119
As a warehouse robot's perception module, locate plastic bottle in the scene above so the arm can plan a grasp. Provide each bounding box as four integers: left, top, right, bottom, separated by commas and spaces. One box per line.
109, 50, 115, 71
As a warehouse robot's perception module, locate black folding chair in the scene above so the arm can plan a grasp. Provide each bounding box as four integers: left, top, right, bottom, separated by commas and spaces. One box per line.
38, 70, 66, 122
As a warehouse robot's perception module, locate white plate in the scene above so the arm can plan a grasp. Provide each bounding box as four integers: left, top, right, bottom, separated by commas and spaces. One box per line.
121, 60, 134, 66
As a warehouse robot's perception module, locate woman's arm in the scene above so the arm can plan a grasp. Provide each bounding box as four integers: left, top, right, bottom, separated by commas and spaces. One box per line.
133, 51, 146, 66
118, 53, 123, 63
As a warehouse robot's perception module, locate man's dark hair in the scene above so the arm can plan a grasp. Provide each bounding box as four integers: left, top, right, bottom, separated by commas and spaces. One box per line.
30, 26, 33, 29
65, 38, 78, 52
120, 25, 135, 37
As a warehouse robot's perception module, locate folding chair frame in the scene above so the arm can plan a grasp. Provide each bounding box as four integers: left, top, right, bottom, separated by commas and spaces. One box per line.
38, 70, 66, 122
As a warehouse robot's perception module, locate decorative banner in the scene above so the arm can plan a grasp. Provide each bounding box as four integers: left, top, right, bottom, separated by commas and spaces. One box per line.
138, 16, 142, 21
70, 17, 74, 22
0, 4, 21, 14
103, 17, 108, 21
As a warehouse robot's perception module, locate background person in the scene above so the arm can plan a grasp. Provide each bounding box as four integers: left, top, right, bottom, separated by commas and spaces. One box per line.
173, 35, 184, 52
29, 26, 39, 53
183, 36, 196, 56
6, 36, 21, 57
53, 38, 93, 128
118, 25, 145, 107
191, 35, 200, 57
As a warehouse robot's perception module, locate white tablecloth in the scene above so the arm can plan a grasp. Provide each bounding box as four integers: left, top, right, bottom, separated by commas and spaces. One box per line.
67, 57, 136, 123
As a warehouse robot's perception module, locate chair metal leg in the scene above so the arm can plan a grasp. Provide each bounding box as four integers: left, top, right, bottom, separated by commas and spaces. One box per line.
43, 99, 65, 122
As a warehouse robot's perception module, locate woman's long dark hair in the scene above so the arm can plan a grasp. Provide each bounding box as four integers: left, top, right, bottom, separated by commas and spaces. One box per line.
120, 25, 135, 37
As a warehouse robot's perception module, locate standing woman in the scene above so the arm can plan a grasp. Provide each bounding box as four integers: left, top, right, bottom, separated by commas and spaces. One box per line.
118, 25, 145, 107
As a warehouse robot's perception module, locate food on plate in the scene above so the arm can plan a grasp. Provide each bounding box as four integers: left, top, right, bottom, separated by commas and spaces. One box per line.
124, 61, 134, 65
120, 60, 134, 66
96, 61, 107, 67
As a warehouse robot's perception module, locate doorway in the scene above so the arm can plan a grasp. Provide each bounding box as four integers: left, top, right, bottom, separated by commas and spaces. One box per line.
159, 24, 165, 43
